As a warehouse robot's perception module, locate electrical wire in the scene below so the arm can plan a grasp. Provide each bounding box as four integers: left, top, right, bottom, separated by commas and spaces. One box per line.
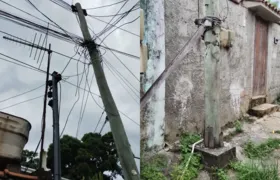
87, 22, 140, 82
96, 1, 139, 38
0, 95, 44, 110
0, 10, 139, 59
60, 88, 80, 137
100, 16, 139, 43
76, 67, 94, 137
86, 0, 127, 10
0, 0, 59, 30
103, 60, 139, 103
76, 64, 89, 137
99, 116, 108, 134
0, 84, 44, 104
94, 111, 105, 132
0, 52, 49, 74
84, 25, 140, 126
24, 138, 41, 172
88, 7, 139, 18
0, 9, 82, 44
89, 16, 139, 37
61, 47, 81, 74
0, 30, 86, 64
0, 52, 101, 100
24, 0, 79, 44
84, 71, 140, 126
99, 41, 139, 82
103, 58, 138, 94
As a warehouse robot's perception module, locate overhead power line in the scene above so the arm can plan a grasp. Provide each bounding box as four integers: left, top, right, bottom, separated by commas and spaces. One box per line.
0, 0, 59, 30
0, 8, 139, 59
0, 84, 45, 104
89, 16, 139, 37
0, 95, 44, 110
100, 16, 139, 43
24, 0, 79, 44
0, 52, 101, 98
88, 7, 139, 18
85, 0, 127, 10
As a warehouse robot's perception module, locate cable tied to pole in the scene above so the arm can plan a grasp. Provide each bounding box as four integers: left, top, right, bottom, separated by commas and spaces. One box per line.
194, 16, 222, 42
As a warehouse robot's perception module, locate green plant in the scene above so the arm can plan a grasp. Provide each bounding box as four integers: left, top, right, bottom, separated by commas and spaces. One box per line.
216, 169, 229, 180
141, 154, 168, 180
171, 133, 202, 180
230, 160, 279, 180
244, 138, 280, 159
234, 120, 243, 133
267, 0, 279, 9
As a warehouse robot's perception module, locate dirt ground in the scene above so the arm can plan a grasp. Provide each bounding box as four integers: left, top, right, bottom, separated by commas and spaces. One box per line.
196, 111, 280, 180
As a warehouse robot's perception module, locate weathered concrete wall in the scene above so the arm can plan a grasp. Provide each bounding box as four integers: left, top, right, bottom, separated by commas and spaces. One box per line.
267, 23, 280, 102
164, 0, 256, 143
141, 0, 166, 150
164, 0, 204, 142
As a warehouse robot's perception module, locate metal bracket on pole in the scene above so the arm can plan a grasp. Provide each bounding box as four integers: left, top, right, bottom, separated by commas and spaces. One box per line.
71, 5, 87, 16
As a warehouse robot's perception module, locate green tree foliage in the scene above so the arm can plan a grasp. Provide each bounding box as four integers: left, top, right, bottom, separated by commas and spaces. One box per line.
21, 149, 39, 169
46, 132, 122, 180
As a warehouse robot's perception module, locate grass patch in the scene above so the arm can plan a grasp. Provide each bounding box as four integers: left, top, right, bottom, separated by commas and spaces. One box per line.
230, 160, 279, 180
170, 133, 202, 180
215, 168, 229, 180
244, 138, 280, 158
141, 154, 168, 180
234, 120, 243, 133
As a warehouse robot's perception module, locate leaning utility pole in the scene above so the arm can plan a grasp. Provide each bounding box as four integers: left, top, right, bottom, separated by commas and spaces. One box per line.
49, 71, 62, 180
204, 0, 223, 148
73, 3, 139, 180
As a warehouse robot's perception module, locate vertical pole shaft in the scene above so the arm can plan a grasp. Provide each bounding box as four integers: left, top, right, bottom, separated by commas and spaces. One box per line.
52, 71, 61, 180
204, 0, 223, 148
75, 3, 139, 180
39, 44, 51, 168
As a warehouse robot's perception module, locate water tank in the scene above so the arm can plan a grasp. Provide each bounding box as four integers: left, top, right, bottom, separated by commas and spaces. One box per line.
0, 112, 31, 170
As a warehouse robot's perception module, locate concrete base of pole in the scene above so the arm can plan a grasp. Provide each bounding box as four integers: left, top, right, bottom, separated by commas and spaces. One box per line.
194, 142, 236, 169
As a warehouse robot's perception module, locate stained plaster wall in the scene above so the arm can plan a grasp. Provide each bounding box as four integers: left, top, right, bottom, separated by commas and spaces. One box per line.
267, 23, 280, 102
141, 0, 166, 150
164, 0, 256, 143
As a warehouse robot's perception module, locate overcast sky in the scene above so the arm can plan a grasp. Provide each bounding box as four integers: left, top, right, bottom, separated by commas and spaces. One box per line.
0, 0, 139, 176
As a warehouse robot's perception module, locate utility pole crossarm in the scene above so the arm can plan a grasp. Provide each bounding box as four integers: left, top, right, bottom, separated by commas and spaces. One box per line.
75, 3, 139, 180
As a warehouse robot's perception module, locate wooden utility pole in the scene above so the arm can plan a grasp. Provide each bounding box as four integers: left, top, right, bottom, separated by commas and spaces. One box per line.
74, 3, 139, 180
204, 0, 223, 148
39, 44, 51, 169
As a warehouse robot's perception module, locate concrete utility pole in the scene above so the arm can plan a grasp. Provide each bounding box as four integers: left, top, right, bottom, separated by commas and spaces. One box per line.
50, 71, 62, 180
74, 3, 139, 180
204, 0, 223, 148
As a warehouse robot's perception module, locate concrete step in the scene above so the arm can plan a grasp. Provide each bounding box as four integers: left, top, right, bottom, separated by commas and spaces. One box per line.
248, 103, 279, 117
250, 95, 266, 108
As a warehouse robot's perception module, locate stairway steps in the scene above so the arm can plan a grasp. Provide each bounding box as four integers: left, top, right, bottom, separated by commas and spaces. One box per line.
248, 103, 279, 117
250, 95, 266, 109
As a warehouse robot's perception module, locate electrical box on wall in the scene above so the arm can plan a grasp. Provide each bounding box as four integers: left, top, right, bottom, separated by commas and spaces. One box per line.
220, 28, 235, 48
